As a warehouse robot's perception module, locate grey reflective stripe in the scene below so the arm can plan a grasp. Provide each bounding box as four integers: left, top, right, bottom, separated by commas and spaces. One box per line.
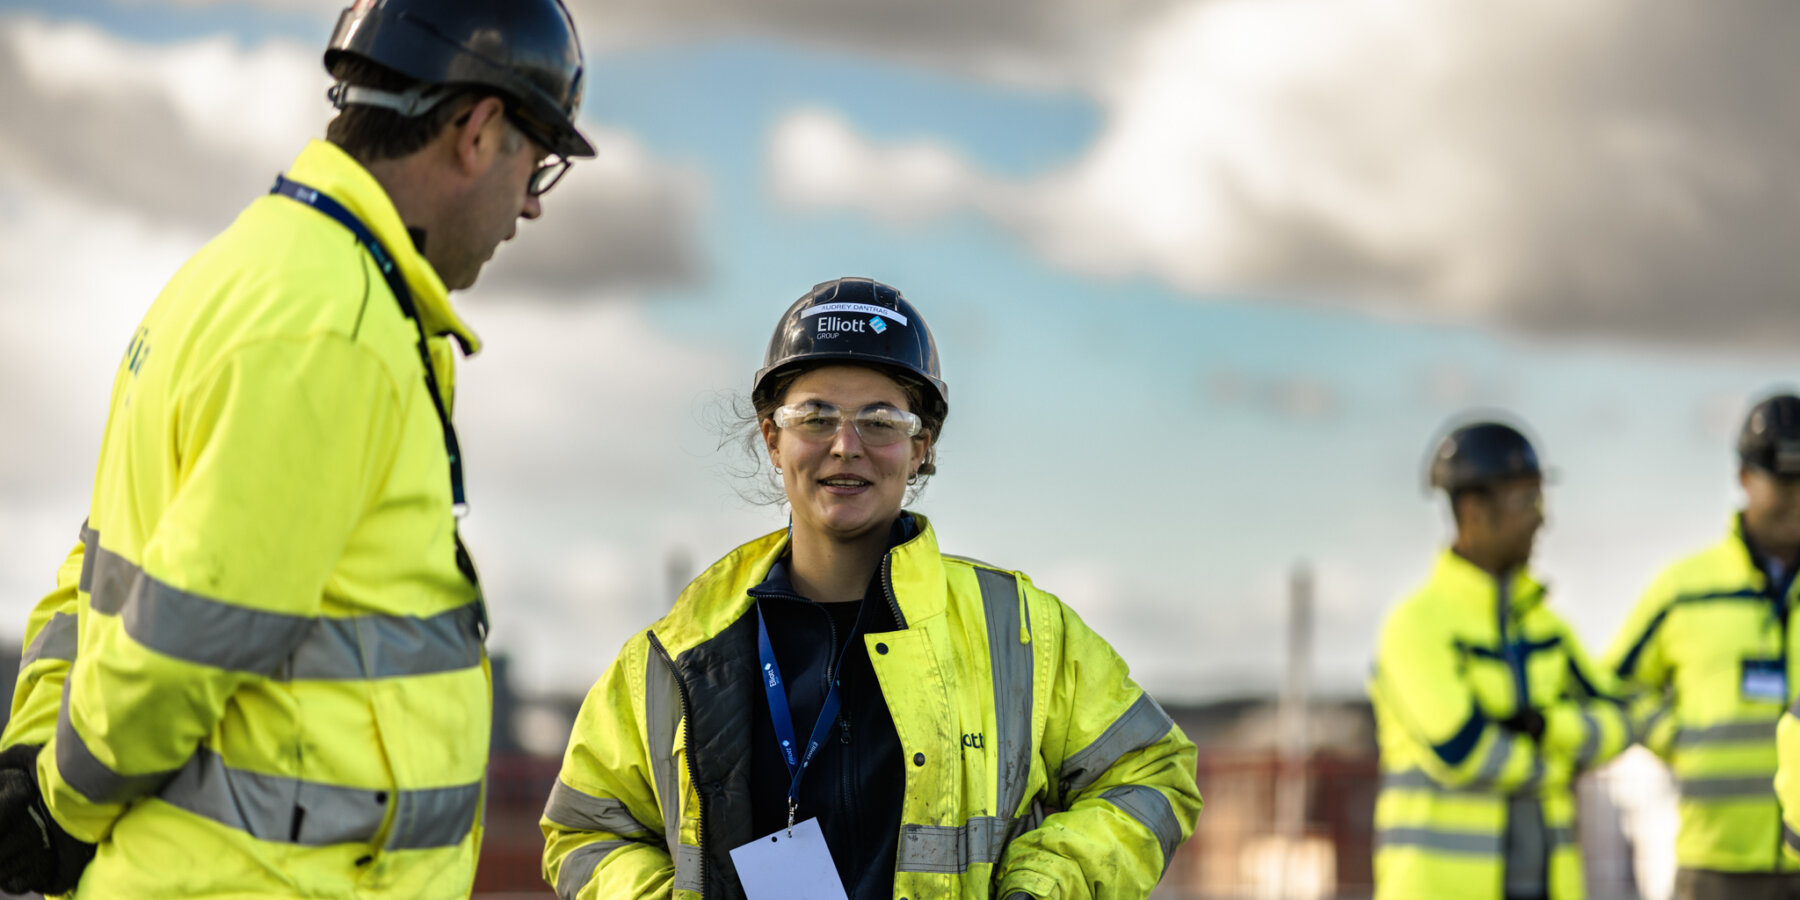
976, 568, 1034, 817
674, 844, 703, 893
644, 646, 684, 874
1674, 721, 1778, 747
545, 780, 654, 836
87, 539, 481, 679
157, 747, 478, 848
1576, 710, 1601, 768
1060, 692, 1176, 798
283, 604, 485, 680
557, 840, 632, 899
1470, 729, 1515, 787
22, 612, 78, 667
1787, 822, 1800, 854
1379, 768, 1497, 797
55, 680, 180, 804
1102, 784, 1181, 875
896, 816, 1011, 873
1679, 774, 1776, 799
120, 570, 312, 675
1376, 827, 1503, 855
388, 779, 483, 849
78, 520, 97, 594
1547, 826, 1575, 847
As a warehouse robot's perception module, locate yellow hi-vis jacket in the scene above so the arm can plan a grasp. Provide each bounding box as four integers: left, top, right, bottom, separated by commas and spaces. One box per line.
540, 516, 1203, 900
1605, 518, 1800, 873
0, 140, 491, 898
1368, 550, 1631, 900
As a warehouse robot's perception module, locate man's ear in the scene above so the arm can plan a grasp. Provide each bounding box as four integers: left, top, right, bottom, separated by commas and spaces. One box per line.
449, 95, 509, 175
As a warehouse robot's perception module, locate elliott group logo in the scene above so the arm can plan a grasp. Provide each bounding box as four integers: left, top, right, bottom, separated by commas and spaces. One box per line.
804, 302, 908, 340
764, 662, 779, 688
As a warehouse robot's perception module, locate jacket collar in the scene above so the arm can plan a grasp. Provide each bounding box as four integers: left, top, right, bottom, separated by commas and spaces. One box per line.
656, 513, 947, 656
1428, 547, 1546, 614
283, 139, 481, 354
1727, 513, 1793, 597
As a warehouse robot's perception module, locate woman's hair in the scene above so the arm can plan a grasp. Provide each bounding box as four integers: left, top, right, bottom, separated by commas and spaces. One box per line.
718, 363, 944, 508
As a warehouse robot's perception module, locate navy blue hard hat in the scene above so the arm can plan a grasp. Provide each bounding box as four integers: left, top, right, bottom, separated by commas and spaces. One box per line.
752, 278, 948, 424
1739, 394, 1800, 476
1428, 421, 1545, 492
324, 0, 594, 159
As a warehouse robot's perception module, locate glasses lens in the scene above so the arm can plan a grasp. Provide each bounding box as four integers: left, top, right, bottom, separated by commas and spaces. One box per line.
850, 409, 914, 446
527, 158, 571, 196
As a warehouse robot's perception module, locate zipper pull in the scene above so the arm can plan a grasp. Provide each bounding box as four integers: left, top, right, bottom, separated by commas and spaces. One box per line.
839, 717, 852, 745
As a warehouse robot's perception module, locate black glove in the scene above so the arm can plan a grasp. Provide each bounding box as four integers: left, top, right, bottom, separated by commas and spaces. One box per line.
1497, 708, 1546, 741
0, 744, 96, 896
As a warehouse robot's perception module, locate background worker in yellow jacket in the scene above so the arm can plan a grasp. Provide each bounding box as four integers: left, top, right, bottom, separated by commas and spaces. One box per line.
1608, 393, 1800, 900
0, 1, 594, 896
1368, 420, 1631, 900
540, 278, 1202, 900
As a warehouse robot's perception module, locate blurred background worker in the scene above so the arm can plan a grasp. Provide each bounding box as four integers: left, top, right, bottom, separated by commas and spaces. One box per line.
1607, 393, 1800, 900
1368, 420, 1632, 900
0, 0, 593, 896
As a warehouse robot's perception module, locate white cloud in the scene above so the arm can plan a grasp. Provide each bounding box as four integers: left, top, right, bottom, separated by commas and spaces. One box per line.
768, 0, 1800, 346
0, 15, 703, 294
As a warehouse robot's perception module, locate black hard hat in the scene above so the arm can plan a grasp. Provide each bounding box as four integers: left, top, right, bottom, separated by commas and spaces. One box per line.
752, 278, 948, 424
324, 0, 595, 159
1738, 394, 1800, 476
1428, 421, 1545, 492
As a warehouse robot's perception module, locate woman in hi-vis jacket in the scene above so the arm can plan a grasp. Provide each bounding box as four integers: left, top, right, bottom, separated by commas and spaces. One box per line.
540, 277, 1202, 900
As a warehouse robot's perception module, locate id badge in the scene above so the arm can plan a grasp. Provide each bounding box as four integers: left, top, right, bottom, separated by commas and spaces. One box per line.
1741, 659, 1787, 704
728, 817, 849, 900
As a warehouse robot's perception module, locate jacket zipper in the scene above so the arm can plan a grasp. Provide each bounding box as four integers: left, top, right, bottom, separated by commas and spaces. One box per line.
647, 631, 706, 898
881, 553, 907, 629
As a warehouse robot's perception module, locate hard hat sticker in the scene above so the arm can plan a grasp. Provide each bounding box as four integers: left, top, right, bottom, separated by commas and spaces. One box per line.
868, 317, 887, 334
802, 302, 908, 327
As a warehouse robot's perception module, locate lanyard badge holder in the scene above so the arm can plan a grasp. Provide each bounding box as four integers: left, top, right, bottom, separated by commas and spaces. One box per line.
271, 176, 487, 636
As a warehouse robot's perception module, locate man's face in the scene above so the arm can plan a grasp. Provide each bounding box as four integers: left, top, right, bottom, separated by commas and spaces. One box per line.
1742, 465, 1800, 550
1462, 476, 1544, 570
435, 113, 545, 291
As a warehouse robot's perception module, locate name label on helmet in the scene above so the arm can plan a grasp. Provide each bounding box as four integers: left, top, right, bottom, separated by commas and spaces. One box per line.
803, 302, 909, 327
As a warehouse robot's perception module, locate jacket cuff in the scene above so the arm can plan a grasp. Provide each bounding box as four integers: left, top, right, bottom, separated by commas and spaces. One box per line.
1541, 702, 1586, 758
997, 868, 1059, 900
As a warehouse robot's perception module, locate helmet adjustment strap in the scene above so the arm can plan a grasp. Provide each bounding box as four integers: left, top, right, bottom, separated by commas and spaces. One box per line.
327, 81, 458, 117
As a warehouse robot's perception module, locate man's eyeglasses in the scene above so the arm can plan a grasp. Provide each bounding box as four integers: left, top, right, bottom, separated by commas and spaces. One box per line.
506, 112, 573, 197
773, 401, 923, 447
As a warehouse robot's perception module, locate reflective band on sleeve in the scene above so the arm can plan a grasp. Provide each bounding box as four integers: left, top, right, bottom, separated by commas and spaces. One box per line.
1470, 731, 1515, 788
1059, 693, 1175, 798
1576, 710, 1601, 768
22, 612, 78, 667
1379, 768, 1502, 797
896, 816, 1011, 873
1376, 827, 1503, 855
156, 746, 479, 848
975, 568, 1033, 817
78, 521, 97, 594
1786, 822, 1800, 854
1548, 826, 1575, 847
674, 844, 703, 893
556, 840, 631, 900
1101, 784, 1182, 875
1673, 721, 1779, 747
55, 681, 181, 804
1678, 775, 1777, 800
544, 780, 655, 836
86, 539, 481, 679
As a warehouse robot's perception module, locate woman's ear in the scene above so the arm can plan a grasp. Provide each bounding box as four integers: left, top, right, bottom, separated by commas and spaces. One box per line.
760, 417, 781, 469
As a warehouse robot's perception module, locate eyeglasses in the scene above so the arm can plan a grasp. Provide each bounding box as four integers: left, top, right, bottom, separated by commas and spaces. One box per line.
505, 112, 573, 197
773, 401, 923, 447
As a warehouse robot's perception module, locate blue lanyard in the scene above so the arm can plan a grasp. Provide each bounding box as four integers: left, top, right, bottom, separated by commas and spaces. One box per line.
269, 176, 485, 626
270, 175, 467, 510
756, 601, 855, 832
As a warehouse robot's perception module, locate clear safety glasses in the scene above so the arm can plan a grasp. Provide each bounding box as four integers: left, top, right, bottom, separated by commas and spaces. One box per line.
773, 401, 923, 447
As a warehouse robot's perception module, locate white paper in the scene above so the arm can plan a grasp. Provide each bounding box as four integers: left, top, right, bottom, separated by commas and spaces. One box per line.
728, 817, 849, 900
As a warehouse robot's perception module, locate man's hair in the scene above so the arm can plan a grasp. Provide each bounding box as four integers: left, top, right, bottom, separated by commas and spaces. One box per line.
326, 58, 518, 164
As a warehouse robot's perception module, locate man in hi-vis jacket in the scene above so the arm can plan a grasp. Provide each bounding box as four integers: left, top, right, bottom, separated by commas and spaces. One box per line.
0, 1, 593, 895
1369, 420, 1631, 900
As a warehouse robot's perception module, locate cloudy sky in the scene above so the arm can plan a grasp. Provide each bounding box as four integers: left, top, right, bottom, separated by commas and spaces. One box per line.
2, 0, 1797, 704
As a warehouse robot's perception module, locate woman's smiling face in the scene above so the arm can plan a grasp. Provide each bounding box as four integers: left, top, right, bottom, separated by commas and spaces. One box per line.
763, 365, 930, 544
